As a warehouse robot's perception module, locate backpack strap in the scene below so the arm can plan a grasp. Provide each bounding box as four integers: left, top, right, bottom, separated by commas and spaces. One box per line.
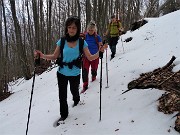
66, 38, 84, 69
57, 37, 84, 69
117, 20, 122, 29
60, 37, 65, 60
57, 37, 65, 68
110, 21, 120, 28
79, 38, 84, 57
60, 37, 83, 59
94, 34, 99, 48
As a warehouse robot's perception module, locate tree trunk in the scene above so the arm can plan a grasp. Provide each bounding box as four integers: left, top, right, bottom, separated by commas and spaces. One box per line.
26, 0, 34, 64
152, 0, 171, 17
76, 0, 81, 18
1, 0, 9, 93
32, 0, 40, 50
86, 0, 91, 26
9, 0, 31, 80
47, 0, 52, 53
93, 0, 97, 22
0, 0, 3, 95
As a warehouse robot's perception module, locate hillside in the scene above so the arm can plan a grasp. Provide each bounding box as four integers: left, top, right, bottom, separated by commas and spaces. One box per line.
0, 10, 180, 135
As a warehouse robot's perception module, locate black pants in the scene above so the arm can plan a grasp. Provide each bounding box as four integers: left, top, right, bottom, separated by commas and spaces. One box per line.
57, 72, 80, 118
109, 36, 119, 57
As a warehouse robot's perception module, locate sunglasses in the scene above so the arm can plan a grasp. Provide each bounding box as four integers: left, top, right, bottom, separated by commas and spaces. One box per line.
90, 22, 96, 26
68, 16, 80, 21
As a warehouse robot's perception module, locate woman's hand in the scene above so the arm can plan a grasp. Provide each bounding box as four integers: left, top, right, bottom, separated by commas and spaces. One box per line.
99, 44, 108, 52
34, 50, 44, 58
99, 44, 108, 59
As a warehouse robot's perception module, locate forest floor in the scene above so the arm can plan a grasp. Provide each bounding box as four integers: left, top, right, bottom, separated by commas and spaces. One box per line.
127, 56, 180, 133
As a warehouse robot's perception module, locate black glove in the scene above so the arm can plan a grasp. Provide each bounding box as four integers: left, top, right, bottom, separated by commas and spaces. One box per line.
35, 53, 40, 66
99, 51, 103, 59
103, 40, 106, 45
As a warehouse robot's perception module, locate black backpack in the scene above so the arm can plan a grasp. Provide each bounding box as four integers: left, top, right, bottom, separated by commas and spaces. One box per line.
56, 37, 84, 69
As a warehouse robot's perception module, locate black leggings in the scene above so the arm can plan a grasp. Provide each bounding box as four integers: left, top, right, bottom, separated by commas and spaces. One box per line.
57, 72, 80, 118
109, 36, 119, 54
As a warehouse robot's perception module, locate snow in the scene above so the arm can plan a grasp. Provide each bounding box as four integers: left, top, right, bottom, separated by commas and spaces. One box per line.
1, 10, 180, 135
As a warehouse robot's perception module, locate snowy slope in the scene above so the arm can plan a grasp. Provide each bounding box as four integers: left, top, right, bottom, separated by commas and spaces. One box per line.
0, 10, 180, 135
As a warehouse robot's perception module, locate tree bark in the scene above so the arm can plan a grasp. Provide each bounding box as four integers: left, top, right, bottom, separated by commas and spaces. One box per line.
76, 0, 81, 18
10, 0, 31, 80
0, 0, 3, 95
2, 0, 9, 93
46, 0, 52, 53
32, 0, 40, 50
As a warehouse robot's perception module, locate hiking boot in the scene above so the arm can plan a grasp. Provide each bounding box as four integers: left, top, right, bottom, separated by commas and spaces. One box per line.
111, 54, 115, 58
73, 102, 78, 107
111, 52, 115, 59
56, 117, 67, 126
80, 85, 88, 94
110, 54, 115, 60
73, 100, 80, 107
92, 76, 96, 82
59, 117, 66, 121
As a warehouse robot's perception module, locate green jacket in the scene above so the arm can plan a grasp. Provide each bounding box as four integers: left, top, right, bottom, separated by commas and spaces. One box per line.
108, 21, 122, 37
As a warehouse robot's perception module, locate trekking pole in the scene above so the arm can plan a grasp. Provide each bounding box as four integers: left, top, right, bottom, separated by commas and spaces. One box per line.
120, 35, 124, 54
99, 39, 107, 121
99, 55, 103, 121
105, 44, 109, 88
26, 53, 40, 135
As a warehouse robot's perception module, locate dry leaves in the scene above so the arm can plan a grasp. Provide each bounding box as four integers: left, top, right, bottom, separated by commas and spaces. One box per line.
128, 56, 180, 133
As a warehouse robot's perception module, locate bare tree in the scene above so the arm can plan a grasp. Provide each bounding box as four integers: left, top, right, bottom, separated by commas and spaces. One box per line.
0, 0, 3, 95
26, 0, 34, 61
2, 0, 180, 99
1, 0, 10, 93
9, 0, 31, 80
67, 0, 70, 16
145, 0, 159, 17
0, 0, 3, 64
164, 0, 177, 14
39, 0, 45, 52
32, 0, 40, 50
76, 0, 81, 18
92, 0, 97, 22
98, 0, 109, 36
155, 0, 180, 16
46, 0, 52, 53
86, 0, 91, 25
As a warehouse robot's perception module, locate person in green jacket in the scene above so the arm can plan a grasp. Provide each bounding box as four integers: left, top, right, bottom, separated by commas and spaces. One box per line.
105, 15, 123, 60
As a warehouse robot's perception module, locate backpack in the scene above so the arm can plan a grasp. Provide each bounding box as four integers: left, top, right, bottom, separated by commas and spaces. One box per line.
109, 20, 123, 35
55, 37, 84, 69
109, 20, 121, 29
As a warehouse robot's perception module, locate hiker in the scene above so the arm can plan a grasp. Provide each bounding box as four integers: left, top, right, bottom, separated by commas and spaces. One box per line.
81, 21, 103, 93
104, 15, 123, 60
34, 16, 107, 121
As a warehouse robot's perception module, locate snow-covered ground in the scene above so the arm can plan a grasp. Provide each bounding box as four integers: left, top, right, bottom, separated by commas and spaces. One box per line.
1, 10, 180, 135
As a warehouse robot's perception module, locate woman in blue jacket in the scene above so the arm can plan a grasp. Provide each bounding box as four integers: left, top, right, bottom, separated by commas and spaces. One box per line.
81, 21, 103, 93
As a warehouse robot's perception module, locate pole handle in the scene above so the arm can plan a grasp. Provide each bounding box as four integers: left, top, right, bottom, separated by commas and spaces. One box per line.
35, 53, 40, 66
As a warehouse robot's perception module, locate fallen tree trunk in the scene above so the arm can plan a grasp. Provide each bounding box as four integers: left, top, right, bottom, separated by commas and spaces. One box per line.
127, 56, 176, 90
124, 56, 180, 133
